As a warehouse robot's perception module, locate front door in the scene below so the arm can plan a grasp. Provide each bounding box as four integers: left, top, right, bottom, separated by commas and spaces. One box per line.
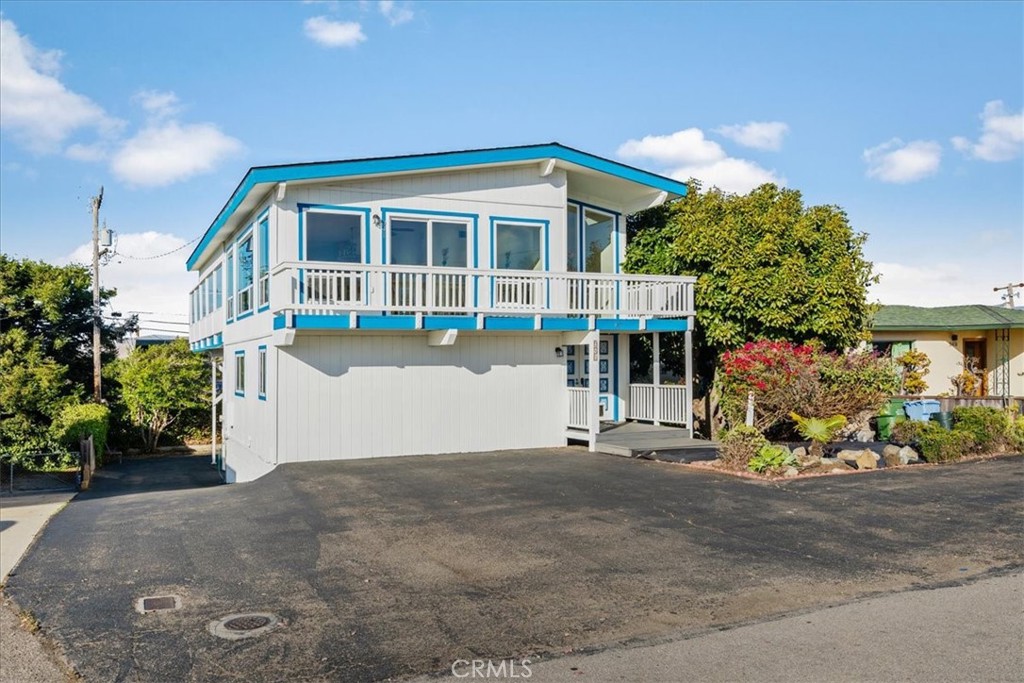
963, 339, 988, 396
564, 335, 616, 420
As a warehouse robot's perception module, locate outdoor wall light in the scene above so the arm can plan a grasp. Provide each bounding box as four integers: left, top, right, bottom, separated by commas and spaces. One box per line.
555, 347, 564, 358
372, 214, 382, 228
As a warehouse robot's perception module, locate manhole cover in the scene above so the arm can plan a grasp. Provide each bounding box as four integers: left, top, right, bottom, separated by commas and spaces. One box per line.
224, 615, 272, 631
135, 595, 181, 614
208, 612, 282, 640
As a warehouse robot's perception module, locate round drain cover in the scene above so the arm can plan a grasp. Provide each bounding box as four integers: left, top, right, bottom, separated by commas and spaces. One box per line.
208, 612, 282, 640
224, 615, 272, 631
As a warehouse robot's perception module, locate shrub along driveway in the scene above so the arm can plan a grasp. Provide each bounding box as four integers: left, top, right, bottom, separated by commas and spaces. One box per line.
5, 451, 1023, 682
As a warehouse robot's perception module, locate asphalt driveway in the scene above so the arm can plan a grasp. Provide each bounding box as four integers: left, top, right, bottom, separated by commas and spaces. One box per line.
5, 450, 1023, 682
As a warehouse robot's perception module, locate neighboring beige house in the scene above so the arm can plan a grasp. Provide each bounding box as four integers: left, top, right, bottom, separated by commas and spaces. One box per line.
871, 305, 1024, 398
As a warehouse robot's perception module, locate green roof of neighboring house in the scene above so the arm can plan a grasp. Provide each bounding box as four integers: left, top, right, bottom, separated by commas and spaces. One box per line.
872, 305, 1024, 331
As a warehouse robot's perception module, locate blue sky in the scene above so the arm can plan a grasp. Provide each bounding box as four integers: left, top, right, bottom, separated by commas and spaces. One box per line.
1, 1, 1021, 331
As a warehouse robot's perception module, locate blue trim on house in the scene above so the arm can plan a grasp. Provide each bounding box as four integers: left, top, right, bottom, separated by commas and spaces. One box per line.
483, 316, 534, 331
189, 333, 224, 353
645, 318, 690, 332
294, 314, 351, 329
257, 345, 267, 401
423, 315, 477, 330
187, 143, 688, 271
540, 317, 589, 331
595, 319, 638, 332
297, 204, 373, 307
568, 199, 622, 217
234, 349, 245, 397
257, 214, 271, 313
273, 315, 286, 330
358, 315, 417, 330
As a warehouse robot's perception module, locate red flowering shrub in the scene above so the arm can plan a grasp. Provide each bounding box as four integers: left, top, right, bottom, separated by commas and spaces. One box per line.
719, 340, 899, 434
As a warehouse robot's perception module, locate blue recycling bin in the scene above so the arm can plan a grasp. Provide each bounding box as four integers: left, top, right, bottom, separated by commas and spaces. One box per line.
904, 399, 941, 422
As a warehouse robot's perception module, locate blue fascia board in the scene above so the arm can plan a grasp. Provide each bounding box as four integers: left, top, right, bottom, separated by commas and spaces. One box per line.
484, 316, 535, 331
357, 315, 417, 330
294, 314, 351, 330
273, 315, 286, 330
186, 143, 688, 270
541, 317, 589, 331
645, 318, 689, 332
595, 319, 641, 332
423, 315, 477, 330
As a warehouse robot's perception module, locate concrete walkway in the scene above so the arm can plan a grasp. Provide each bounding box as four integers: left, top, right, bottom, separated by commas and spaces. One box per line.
1, 491, 77, 683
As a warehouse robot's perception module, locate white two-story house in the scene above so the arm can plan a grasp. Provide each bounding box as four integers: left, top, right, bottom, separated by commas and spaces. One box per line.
188, 144, 696, 482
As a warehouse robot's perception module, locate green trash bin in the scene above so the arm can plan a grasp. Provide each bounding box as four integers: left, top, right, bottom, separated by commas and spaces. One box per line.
930, 411, 953, 430
877, 398, 907, 441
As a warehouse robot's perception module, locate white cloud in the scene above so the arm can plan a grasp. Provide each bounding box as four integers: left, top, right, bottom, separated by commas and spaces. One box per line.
65, 142, 110, 162
379, 0, 414, 26
132, 89, 182, 120
617, 127, 785, 194
63, 232, 194, 323
870, 261, 1013, 307
951, 100, 1024, 162
111, 121, 243, 187
714, 121, 789, 151
304, 16, 367, 47
863, 138, 942, 183
0, 17, 121, 152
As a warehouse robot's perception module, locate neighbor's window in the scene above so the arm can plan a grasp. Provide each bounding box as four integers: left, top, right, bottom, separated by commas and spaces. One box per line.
237, 233, 254, 315
234, 351, 245, 396
258, 346, 267, 399
306, 211, 363, 263
495, 222, 543, 270
872, 341, 912, 358
258, 217, 270, 308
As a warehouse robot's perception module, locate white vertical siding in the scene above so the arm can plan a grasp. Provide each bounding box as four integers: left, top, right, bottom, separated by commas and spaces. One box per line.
274, 333, 566, 463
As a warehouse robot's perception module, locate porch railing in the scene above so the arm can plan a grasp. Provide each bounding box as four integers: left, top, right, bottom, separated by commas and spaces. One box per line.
627, 384, 688, 425
270, 261, 696, 319
567, 387, 590, 429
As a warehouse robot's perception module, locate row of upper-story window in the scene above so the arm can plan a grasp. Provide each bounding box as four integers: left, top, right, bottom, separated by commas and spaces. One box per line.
191, 201, 620, 323
299, 201, 619, 273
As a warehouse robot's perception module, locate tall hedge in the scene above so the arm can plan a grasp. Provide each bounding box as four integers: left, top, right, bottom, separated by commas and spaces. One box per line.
50, 403, 110, 463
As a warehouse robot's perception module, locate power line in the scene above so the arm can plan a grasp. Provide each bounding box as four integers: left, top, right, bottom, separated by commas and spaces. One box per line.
114, 235, 201, 261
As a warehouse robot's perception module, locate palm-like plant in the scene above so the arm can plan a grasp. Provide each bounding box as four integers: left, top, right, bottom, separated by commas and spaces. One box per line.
790, 412, 847, 458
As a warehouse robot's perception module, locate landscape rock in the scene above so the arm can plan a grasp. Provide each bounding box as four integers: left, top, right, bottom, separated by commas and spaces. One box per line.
819, 457, 839, 466
783, 467, 799, 478
855, 450, 877, 470
792, 446, 808, 460
883, 444, 901, 459
836, 449, 866, 463
884, 450, 903, 468
898, 446, 920, 464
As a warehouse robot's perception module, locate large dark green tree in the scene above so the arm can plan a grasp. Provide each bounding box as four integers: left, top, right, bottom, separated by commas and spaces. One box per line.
0, 255, 134, 452
624, 181, 877, 434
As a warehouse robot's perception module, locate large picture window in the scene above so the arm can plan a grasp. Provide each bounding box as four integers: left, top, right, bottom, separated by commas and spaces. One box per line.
236, 232, 254, 315
306, 211, 363, 263
495, 222, 543, 271
258, 217, 270, 308
583, 208, 615, 273
388, 218, 468, 267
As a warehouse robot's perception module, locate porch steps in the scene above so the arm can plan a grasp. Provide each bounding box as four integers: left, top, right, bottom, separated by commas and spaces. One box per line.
572, 422, 720, 462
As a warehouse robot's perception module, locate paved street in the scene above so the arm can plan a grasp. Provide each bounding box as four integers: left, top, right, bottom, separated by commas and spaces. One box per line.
4, 451, 1022, 682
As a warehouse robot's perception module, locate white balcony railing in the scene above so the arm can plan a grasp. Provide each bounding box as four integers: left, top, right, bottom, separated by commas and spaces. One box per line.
568, 387, 590, 429
270, 261, 696, 318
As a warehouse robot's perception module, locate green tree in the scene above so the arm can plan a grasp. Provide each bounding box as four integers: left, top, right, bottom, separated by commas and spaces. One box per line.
111, 339, 208, 452
625, 181, 877, 435
0, 328, 77, 453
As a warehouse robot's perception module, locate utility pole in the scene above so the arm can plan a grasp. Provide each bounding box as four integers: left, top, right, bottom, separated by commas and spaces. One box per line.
993, 282, 1024, 309
91, 187, 104, 402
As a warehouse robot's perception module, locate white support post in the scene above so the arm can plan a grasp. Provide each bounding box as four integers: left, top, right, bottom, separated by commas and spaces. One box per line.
211, 356, 218, 466
588, 337, 600, 451
685, 322, 694, 434
653, 332, 662, 426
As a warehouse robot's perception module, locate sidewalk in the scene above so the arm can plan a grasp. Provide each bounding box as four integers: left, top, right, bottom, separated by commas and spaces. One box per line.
1, 491, 77, 683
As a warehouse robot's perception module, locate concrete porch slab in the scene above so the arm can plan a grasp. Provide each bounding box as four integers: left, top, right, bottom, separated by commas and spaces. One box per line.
593, 422, 719, 460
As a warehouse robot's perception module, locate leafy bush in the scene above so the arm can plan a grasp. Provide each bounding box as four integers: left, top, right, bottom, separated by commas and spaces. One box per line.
719, 425, 769, 470
917, 424, 975, 463
50, 402, 110, 463
1007, 414, 1024, 453
748, 444, 797, 474
719, 340, 899, 434
894, 349, 930, 396
890, 420, 928, 446
952, 407, 1008, 453
790, 412, 846, 457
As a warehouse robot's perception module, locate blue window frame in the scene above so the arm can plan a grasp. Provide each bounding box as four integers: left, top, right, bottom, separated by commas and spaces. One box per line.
214, 265, 223, 309
258, 216, 270, 310
236, 230, 254, 317
234, 350, 245, 397
226, 252, 235, 320
257, 345, 267, 400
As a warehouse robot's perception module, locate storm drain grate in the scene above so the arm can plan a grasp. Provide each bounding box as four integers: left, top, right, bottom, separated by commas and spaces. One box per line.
135, 595, 181, 614
208, 612, 282, 640
224, 615, 272, 631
